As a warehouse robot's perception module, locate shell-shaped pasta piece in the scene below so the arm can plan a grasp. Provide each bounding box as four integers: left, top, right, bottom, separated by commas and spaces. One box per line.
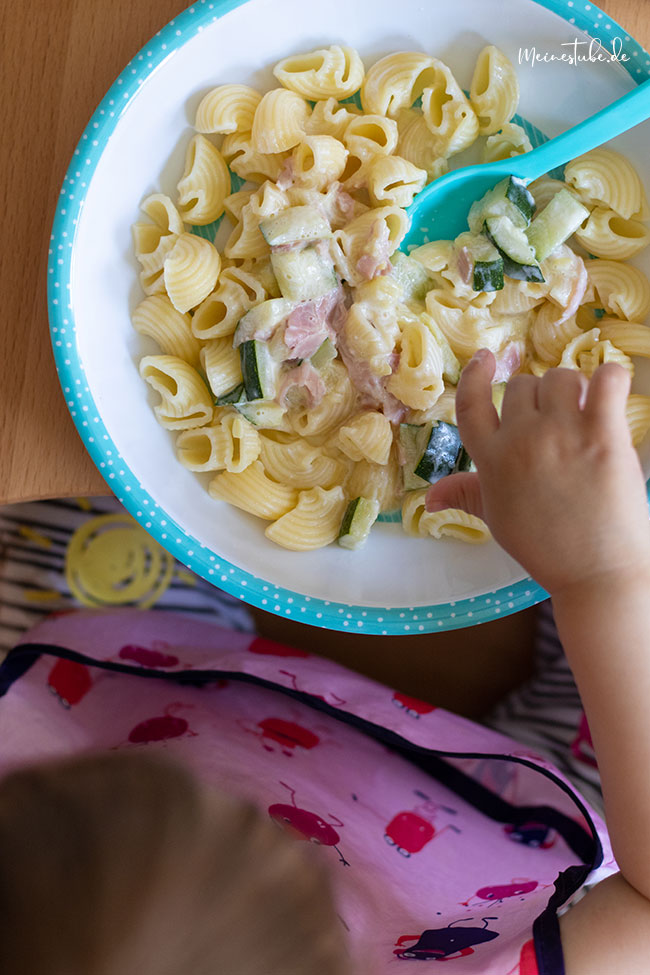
273, 45, 364, 100
625, 394, 650, 446
337, 410, 393, 464
177, 134, 231, 225
132, 295, 201, 367
597, 320, 650, 358
529, 177, 573, 213
409, 239, 455, 274
218, 412, 262, 472
139, 355, 213, 430
163, 233, 221, 313
224, 182, 288, 261
195, 84, 262, 134
192, 265, 267, 340
425, 291, 505, 360
565, 149, 645, 220
176, 422, 231, 471
422, 508, 491, 543
469, 45, 519, 135
132, 193, 185, 295
251, 89, 310, 154
305, 97, 361, 139
222, 131, 290, 184
259, 435, 346, 489
367, 155, 427, 208
489, 279, 546, 317
396, 109, 448, 183
264, 486, 347, 551
291, 135, 348, 190
387, 320, 445, 410
558, 327, 634, 379
223, 188, 256, 223
343, 303, 397, 378
200, 337, 243, 398
585, 259, 650, 322
530, 305, 582, 364
482, 122, 532, 163
401, 489, 430, 536
208, 460, 298, 520
574, 208, 650, 261
289, 361, 357, 438
421, 60, 479, 158
343, 114, 399, 161
346, 443, 402, 513
407, 386, 457, 426
332, 206, 409, 286
361, 52, 437, 117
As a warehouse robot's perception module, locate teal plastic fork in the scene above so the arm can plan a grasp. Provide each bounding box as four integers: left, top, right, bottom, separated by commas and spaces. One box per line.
403, 77, 650, 249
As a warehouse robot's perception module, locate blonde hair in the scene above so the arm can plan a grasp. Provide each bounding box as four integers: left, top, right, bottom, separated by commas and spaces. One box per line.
0, 751, 350, 975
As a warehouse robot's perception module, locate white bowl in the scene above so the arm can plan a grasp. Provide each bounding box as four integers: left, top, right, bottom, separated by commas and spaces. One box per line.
49, 0, 650, 634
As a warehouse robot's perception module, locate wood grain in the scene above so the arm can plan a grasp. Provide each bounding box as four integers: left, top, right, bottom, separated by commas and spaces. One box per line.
1, 0, 647, 504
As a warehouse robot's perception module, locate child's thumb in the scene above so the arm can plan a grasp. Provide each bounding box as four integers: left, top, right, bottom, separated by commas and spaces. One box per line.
425, 472, 484, 519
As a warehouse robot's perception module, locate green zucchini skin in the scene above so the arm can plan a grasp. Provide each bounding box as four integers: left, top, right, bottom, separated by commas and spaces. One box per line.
483, 223, 545, 283
338, 496, 380, 550
505, 176, 536, 224
473, 259, 504, 292
413, 421, 463, 483
215, 383, 245, 405
239, 340, 276, 401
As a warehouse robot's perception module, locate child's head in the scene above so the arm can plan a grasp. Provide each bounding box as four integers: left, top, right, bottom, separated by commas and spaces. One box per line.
0, 751, 350, 975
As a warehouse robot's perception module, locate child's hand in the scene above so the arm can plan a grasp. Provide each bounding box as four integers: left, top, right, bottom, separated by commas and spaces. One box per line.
425, 349, 650, 597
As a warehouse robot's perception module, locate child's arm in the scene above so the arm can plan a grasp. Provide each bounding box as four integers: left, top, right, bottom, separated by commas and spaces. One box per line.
426, 351, 650, 975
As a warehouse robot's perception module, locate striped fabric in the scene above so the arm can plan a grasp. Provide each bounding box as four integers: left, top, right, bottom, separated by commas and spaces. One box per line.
486, 599, 603, 816
0, 496, 254, 658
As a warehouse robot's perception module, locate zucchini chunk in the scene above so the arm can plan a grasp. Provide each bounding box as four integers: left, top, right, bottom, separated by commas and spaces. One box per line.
234, 399, 289, 429
484, 219, 545, 283
400, 421, 464, 490
468, 176, 536, 233
234, 298, 295, 347
390, 251, 433, 302
310, 337, 337, 370
271, 245, 338, 301
525, 188, 590, 261
239, 340, 277, 401
260, 205, 332, 247
215, 383, 245, 405
338, 497, 380, 550
462, 234, 504, 292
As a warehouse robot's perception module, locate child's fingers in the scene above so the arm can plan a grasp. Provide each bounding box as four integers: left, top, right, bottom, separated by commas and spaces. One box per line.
583, 363, 631, 435
425, 472, 484, 519
537, 368, 588, 416
500, 374, 539, 426
455, 350, 499, 461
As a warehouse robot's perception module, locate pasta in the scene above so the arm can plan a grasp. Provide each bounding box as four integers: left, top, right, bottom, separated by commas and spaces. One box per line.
273, 45, 364, 100
469, 45, 519, 136
131, 41, 650, 553
177, 135, 231, 225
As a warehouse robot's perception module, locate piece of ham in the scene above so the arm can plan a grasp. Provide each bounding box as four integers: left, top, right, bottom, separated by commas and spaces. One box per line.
457, 246, 473, 286
356, 219, 392, 281
277, 360, 326, 409
275, 158, 295, 191
335, 306, 407, 423
284, 289, 342, 359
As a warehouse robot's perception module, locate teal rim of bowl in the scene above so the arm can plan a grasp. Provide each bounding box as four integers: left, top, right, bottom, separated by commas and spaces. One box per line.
47, 0, 650, 634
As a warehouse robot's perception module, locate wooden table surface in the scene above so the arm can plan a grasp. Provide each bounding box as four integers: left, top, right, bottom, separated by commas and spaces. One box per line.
1, 0, 648, 505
